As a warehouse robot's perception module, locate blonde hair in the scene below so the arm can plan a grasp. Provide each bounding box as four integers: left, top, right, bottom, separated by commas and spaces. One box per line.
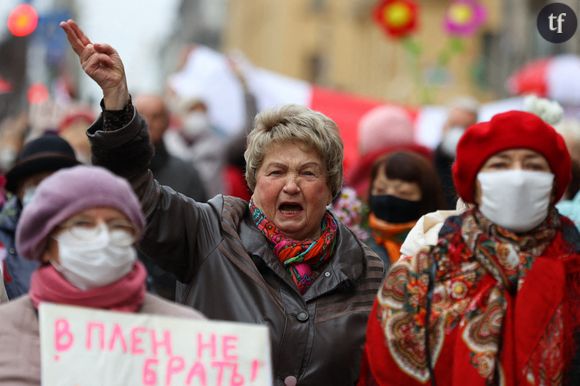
244, 104, 344, 197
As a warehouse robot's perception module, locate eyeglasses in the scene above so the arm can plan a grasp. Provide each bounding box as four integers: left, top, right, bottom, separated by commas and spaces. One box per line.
56, 218, 137, 246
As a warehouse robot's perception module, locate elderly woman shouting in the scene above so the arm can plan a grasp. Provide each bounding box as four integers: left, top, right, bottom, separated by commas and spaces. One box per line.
358, 110, 580, 385
60, 20, 383, 385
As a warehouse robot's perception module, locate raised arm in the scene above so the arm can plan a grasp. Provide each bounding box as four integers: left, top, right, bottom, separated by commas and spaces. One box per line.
60, 20, 128, 110
60, 20, 222, 283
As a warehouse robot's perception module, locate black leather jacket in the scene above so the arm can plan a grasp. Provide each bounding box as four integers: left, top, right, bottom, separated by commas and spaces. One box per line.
88, 108, 384, 385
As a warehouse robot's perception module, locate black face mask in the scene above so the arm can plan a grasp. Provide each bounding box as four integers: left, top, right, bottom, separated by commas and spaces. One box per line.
369, 194, 423, 224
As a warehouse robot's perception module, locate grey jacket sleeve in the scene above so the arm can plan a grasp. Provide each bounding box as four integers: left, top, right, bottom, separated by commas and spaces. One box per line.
87, 109, 222, 283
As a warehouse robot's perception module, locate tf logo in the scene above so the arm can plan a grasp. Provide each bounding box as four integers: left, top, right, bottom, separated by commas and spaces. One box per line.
537, 2, 577, 43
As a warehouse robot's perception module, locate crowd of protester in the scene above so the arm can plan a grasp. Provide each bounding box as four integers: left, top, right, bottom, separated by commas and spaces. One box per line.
0, 19, 577, 386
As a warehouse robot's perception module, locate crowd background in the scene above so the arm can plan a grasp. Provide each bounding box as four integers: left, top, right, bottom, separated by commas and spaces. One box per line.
0, 0, 579, 224
0, 1, 579, 385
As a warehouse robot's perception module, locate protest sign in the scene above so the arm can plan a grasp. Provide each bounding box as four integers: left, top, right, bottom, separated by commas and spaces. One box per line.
39, 303, 272, 386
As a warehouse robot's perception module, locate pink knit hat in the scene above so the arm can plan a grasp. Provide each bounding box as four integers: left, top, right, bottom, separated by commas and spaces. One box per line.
16, 165, 145, 261
358, 105, 415, 156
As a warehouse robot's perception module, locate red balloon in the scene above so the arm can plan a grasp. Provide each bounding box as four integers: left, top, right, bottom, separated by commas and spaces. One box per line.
7, 4, 38, 37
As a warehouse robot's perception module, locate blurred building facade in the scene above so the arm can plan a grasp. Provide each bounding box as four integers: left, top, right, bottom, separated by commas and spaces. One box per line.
2, 0, 580, 121
223, 0, 580, 106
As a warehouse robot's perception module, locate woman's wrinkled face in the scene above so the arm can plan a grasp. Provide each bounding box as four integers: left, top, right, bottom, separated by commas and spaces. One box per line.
474, 148, 551, 205
252, 141, 333, 240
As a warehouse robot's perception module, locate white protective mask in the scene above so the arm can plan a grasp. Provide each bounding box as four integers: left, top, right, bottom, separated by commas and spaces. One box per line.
21, 186, 37, 207
52, 222, 137, 290
183, 112, 210, 139
440, 126, 464, 157
0, 148, 16, 171
477, 170, 554, 233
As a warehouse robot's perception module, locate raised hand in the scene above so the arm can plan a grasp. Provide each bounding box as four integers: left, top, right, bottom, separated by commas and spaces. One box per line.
60, 19, 129, 110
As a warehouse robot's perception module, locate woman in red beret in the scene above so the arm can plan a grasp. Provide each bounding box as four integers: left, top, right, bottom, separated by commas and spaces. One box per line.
358, 110, 580, 385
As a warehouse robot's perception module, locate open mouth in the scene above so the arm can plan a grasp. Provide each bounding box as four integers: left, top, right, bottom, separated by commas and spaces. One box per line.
278, 202, 304, 215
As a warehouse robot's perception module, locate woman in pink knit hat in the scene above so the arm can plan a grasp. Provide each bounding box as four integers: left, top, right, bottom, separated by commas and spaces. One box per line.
0, 165, 204, 385
359, 110, 580, 385
348, 105, 432, 198
358, 105, 416, 157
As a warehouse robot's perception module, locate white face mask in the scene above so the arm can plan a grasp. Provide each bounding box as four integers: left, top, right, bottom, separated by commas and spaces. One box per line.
477, 170, 554, 233
440, 126, 464, 157
52, 222, 137, 290
21, 186, 37, 207
183, 112, 210, 139
0, 148, 16, 171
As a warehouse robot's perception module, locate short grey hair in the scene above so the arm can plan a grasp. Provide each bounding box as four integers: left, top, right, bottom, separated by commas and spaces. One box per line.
244, 104, 344, 197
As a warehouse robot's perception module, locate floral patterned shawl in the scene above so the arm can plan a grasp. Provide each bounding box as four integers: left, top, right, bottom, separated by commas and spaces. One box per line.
358, 208, 580, 385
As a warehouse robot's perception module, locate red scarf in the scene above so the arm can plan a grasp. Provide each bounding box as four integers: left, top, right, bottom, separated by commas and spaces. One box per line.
249, 200, 338, 294
29, 261, 147, 312
359, 208, 580, 386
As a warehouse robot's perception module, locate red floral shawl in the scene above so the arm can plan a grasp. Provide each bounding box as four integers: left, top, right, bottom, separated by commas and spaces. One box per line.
358, 208, 580, 386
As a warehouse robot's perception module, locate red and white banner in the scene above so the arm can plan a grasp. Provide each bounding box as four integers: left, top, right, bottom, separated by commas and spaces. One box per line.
168, 46, 524, 173
509, 54, 580, 106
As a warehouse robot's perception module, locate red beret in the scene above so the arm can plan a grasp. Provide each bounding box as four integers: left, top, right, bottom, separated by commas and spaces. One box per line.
452, 110, 571, 204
